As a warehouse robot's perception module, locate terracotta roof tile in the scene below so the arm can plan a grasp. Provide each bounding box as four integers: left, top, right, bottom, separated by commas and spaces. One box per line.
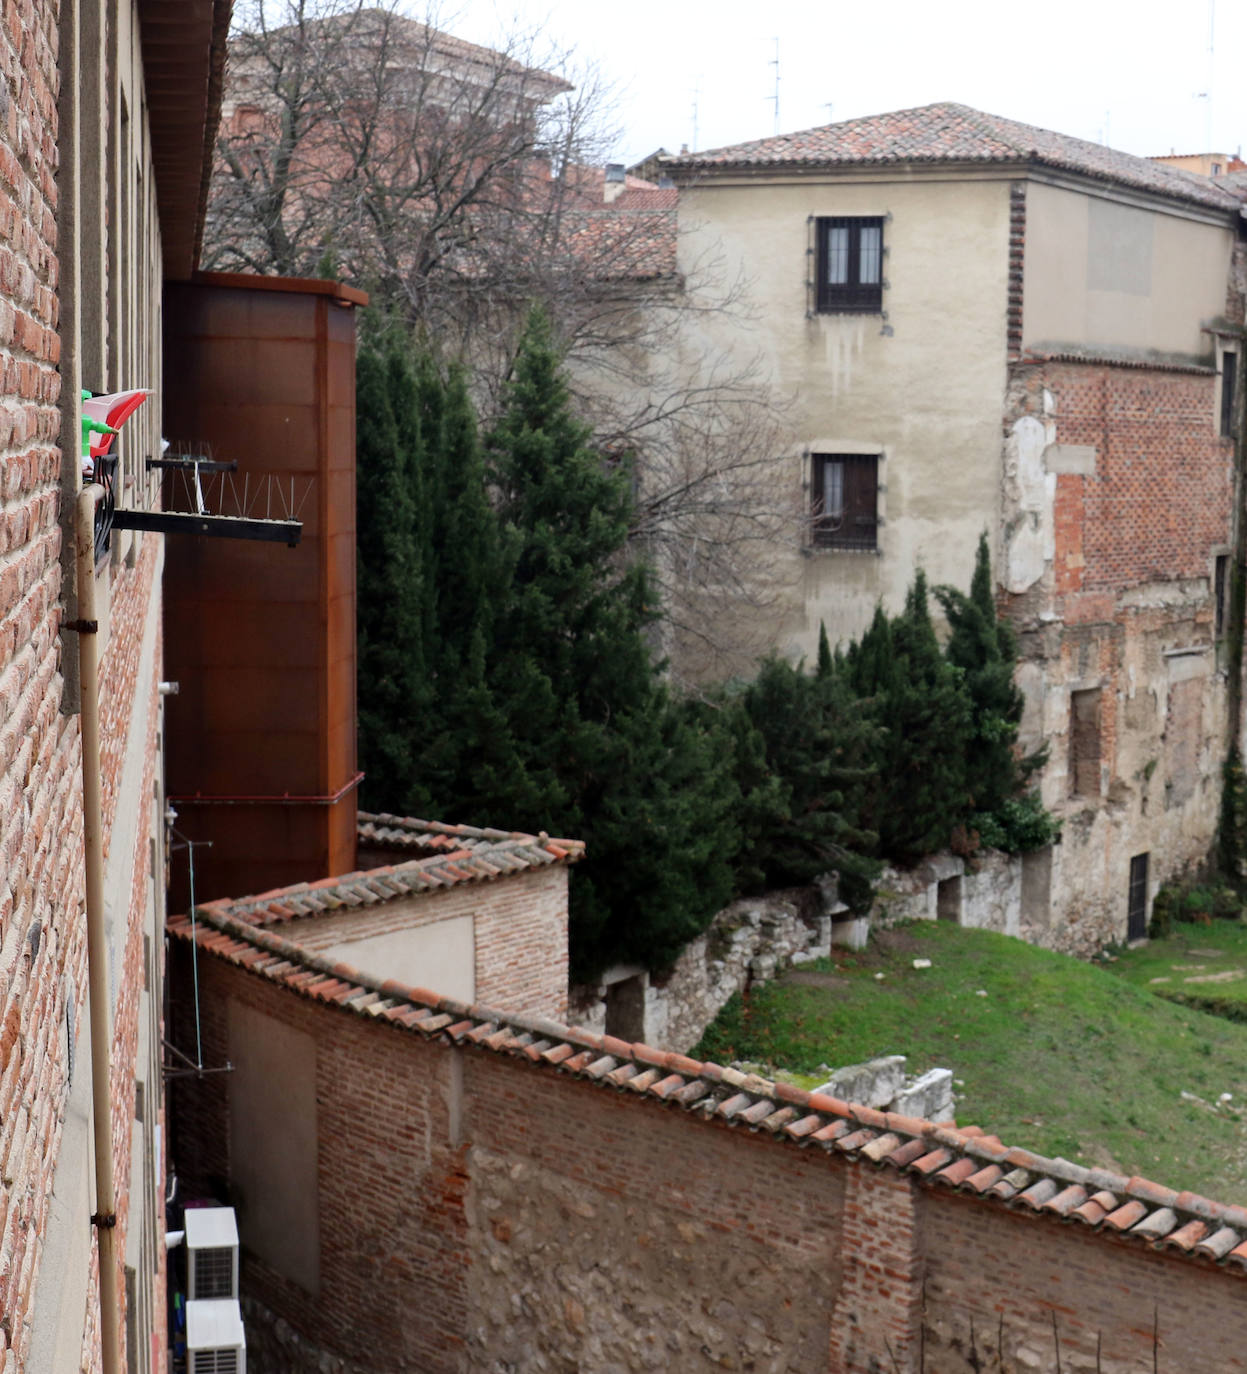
666, 102, 1239, 213
179, 812, 586, 930
168, 902, 1247, 1280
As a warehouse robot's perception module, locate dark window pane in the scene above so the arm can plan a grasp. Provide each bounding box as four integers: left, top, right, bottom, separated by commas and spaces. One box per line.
811, 454, 877, 550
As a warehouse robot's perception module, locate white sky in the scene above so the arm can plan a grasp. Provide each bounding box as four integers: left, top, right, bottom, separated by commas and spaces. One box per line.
437, 0, 1247, 169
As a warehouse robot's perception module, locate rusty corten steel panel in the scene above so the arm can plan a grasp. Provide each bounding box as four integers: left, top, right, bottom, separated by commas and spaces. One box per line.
163, 277, 361, 910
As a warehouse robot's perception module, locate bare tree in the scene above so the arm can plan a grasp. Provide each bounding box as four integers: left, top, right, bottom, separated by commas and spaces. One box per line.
207, 1, 801, 678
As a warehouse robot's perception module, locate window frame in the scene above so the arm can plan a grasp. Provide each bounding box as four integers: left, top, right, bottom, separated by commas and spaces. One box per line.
1221, 348, 1238, 439
809, 452, 879, 552
814, 215, 884, 314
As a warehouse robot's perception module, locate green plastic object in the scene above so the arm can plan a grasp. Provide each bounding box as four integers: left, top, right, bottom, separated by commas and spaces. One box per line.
81, 389, 117, 459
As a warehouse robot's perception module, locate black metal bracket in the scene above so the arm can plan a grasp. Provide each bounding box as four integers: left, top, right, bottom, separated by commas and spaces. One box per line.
63, 619, 99, 635
146, 456, 238, 473
91, 1211, 117, 1229
112, 509, 301, 547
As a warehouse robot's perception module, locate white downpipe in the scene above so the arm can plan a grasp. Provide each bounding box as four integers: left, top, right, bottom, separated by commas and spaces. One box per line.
74, 486, 120, 1374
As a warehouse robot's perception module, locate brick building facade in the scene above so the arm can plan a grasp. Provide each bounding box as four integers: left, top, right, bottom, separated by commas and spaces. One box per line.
170, 905, 1247, 1374
0, 3, 233, 1370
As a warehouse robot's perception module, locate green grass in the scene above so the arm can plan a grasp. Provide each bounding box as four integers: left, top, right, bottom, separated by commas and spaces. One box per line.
694, 921, 1247, 1203
1108, 919, 1247, 1019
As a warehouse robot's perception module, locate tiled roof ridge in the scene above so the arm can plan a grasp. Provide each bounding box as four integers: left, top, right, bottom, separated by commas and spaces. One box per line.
1018, 347, 1217, 377
168, 904, 1247, 1274
358, 810, 542, 845
181, 816, 585, 926
666, 101, 1239, 213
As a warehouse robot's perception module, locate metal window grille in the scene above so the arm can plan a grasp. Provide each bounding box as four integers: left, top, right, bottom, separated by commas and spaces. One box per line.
810, 454, 878, 550
815, 217, 884, 313
191, 1247, 235, 1300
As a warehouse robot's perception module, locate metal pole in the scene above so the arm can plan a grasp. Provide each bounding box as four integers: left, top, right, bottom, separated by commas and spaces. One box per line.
75, 485, 121, 1374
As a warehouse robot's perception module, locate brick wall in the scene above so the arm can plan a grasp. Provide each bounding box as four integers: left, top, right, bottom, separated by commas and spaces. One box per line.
171, 950, 1247, 1374
1039, 363, 1231, 596
923, 1190, 1247, 1372
275, 863, 569, 1020
1006, 358, 1233, 947
0, 0, 73, 1363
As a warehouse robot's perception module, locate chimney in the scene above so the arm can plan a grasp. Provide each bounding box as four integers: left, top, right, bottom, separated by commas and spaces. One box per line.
604, 162, 626, 203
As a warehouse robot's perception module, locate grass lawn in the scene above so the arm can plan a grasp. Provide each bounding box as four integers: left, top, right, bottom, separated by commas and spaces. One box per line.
1108, 919, 1247, 1019
693, 921, 1247, 1204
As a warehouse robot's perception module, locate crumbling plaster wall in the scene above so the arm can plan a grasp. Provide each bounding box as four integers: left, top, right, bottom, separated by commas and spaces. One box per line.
1000, 359, 1232, 947
568, 890, 837, 1053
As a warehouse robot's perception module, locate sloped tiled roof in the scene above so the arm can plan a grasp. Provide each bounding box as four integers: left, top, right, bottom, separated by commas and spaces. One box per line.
666, 102, 1241, 213
168, 902, 1247, 1276
185, 813, 583, 928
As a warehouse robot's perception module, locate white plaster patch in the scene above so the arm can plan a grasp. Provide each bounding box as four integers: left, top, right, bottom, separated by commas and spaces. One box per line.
1003, 416, 1056, 593
1044, 443, 1097, 475
1165, 649, 1211, 683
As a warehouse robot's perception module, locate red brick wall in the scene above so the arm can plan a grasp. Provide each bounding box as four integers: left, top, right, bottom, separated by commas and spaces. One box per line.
1042, 363, 1230, 597
171, 953, 1247, 1374
0, 0, 72, 1363
923, 1190, 1247, 1372
277, 864, 569, 1019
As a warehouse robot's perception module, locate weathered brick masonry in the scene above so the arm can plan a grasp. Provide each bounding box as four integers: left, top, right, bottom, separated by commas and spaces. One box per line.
170, 920, 1247, 1374
1005, 357, 1233, 950
0, 0, 77, 1363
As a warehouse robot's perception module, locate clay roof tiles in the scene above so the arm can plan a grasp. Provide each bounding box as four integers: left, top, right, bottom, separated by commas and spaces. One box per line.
184, 813, 584, 928
666, 101, 1241, 213
168, 900, 1247, 1279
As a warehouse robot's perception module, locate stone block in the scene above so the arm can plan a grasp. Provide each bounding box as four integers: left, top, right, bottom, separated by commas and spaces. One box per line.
817, 1055, 907, 1110
830, 916, 870, 950
893, 1068, 954, 1121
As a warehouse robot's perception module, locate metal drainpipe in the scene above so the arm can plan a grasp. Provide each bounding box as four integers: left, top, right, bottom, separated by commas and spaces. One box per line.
74, 486, 121, 1374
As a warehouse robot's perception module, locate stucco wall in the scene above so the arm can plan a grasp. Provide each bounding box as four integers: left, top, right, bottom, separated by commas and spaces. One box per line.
673, 172, 1013, 665
274, 864, 569, 1020
1023, 181, 1233, 361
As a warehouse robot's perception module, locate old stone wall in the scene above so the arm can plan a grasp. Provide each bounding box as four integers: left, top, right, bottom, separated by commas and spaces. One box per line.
1003, 359, 1233, 950
171, 949, 1247, 1374
568, 890, 835, 1053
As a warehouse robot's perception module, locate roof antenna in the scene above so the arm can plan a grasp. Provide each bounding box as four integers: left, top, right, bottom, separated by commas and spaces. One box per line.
768, 36, 780, 135
691, 76, 701, 152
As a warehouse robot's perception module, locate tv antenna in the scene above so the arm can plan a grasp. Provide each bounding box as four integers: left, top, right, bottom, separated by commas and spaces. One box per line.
691, 76, 701, 152
768, 37, 780, 135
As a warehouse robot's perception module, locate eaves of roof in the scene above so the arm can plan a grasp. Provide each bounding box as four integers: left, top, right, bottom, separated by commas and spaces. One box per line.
664, 102, 1240, 218
139, 0, 234, 280
168, 902, 1247, 1277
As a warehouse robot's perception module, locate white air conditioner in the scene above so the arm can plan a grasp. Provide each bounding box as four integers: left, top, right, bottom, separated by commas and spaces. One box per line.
186, 1298, 246, 1374
185, 1206, 239, 1301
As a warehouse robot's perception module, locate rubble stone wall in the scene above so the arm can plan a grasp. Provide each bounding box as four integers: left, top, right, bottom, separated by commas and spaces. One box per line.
568, 890, 834, 1053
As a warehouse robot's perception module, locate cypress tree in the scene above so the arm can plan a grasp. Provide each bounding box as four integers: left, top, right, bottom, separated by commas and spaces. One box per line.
936, 533, 1030, 816
866, 571, 974, 862
355, 335, 424, 812
486, 307, 738, 976
731, 655, 878, 906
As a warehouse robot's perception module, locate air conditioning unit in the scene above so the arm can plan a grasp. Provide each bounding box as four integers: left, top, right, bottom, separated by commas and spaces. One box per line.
185, 1206, 239, 1301
186, 1298, 246, 1374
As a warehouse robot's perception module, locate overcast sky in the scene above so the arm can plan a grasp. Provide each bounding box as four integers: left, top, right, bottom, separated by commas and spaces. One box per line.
438, 0, 1247, 169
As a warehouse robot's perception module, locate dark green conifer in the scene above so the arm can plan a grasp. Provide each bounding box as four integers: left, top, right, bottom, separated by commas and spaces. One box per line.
355, 335, 424, 812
